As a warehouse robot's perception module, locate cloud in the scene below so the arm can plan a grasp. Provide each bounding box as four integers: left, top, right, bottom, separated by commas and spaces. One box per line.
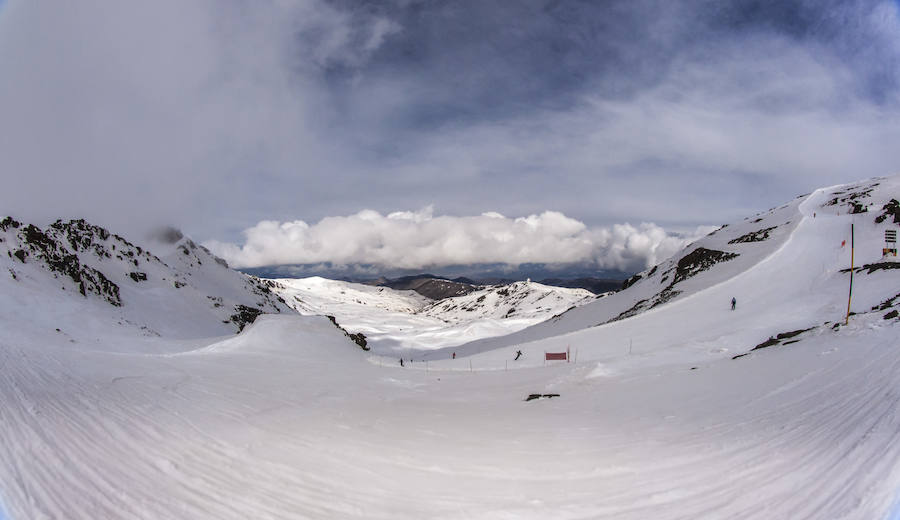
204, 208, 714, 272
0, 0, 399, 237
0, 0, 899, 247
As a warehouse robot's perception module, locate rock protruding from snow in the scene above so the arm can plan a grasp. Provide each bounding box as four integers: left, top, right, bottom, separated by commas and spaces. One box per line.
418, 281, 596, 324
1, 217, 293, 341
263, 276, 600, 352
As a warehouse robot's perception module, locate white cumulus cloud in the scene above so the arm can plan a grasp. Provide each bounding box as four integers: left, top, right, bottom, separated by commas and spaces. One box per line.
204, 209, 714, 272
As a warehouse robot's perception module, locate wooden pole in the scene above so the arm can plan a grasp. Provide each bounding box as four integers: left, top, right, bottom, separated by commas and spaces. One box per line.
845, 223, 855, 325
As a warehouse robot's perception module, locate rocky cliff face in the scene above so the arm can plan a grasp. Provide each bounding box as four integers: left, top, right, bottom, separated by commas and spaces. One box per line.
1, 217, 293, 338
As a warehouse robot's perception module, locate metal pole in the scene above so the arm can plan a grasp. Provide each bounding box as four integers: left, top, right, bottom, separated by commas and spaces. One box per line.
845, 223, 854, 325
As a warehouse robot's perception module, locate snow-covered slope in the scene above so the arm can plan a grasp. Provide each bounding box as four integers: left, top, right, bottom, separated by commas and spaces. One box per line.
1, 218, 292, 348
268, 276, 431, 315
266, 276, 598, 353
418, 176, 900, 370
1, 176, 900, 519
418, 280, 596, 323
438, 178, 896, 358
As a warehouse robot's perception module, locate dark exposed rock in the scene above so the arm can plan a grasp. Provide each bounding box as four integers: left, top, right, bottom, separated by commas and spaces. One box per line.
525, 393, 560, 402
16, 224, 121, 306
875, 199, 900, 224
325, 315, 370, 350
621, 273, 642, 290
230, 305, 263, 332
733, 328, 813, 359
128, 271, 148, 282
885, 310, 898, 320
0, 216, 21, 231
673, 248, 740, 285
873, 293, 900, 311
842, 262, 900, 275
348, 332, 368, 349
728, 226, 777, 244
608, 248, 739, 324
849, 202, 868, 214
649, 287, 682, 309
824, 183, 878, 213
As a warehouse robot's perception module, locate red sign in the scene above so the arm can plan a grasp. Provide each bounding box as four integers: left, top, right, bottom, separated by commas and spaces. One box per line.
545, 352, 567, 361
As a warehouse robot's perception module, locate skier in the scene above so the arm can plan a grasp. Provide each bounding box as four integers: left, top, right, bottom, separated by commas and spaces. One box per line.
452, 352, 456, 359
731, 297, 737, 311
399, 358, 404, 367
514, 349, 523, 361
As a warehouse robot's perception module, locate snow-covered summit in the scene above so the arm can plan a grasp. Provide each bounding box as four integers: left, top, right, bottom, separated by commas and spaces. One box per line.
264, 276, 600, 352
418, 280, 596, 323
1, 217, 292, 346
429, 175, 900, 362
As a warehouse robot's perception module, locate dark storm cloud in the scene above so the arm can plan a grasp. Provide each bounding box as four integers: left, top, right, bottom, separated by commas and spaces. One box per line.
1, 0, 899, 269
326, 0, 900, 126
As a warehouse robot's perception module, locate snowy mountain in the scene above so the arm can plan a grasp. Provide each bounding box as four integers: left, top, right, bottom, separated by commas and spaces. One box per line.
2, 177, 900, 519
417, 280, 596, 323
434, 177, 898, 360
264, 276, 598, 352
437, 177, 899, 360
1, 218, 292, 346
368, 274, 479, 299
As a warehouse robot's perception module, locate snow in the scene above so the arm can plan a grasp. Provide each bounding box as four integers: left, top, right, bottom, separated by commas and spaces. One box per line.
1, 177, 900, 519
268, 276, 596, 353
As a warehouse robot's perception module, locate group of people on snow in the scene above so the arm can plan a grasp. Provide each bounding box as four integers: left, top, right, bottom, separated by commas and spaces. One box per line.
399, 349, 525, 367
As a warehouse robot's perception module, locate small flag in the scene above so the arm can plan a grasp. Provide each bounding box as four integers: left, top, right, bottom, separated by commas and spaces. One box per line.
841, 240, 846, 248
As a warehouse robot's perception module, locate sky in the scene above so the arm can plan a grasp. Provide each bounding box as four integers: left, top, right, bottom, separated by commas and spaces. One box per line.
1, 0, 900, 272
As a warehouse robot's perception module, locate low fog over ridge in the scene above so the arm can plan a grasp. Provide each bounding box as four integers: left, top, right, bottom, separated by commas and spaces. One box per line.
205, 207, 715, 273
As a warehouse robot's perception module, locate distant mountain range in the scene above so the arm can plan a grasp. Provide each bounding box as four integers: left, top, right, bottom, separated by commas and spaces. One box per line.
240, 263, 630, 296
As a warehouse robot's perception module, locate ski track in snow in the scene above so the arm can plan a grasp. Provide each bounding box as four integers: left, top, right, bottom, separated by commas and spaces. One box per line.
2, 316, 900, 519
2, 177, 900, 518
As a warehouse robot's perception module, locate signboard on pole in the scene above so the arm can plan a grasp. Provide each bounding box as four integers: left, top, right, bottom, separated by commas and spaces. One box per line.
885, 229, 897, 257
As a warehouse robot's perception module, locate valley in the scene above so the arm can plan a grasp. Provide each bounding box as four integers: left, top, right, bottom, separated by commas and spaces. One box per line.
1, 177, 899, 519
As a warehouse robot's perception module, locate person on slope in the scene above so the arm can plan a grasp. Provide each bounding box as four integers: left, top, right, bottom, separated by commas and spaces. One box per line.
514, 350, 523, 361
731, 297, 737, 311
399, 358, 404, 367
